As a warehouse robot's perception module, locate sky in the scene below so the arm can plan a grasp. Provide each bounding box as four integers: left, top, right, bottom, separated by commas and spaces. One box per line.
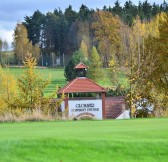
0, 0, 164, 48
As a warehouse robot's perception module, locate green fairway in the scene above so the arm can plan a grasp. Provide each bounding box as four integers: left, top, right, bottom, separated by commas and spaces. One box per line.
0, 118, 168, 162
4, 67, 67, 96
4, 67, 129, 96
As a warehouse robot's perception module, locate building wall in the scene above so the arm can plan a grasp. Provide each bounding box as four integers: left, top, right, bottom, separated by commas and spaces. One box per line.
68, 99, 103, 119
60, 96, 127, 120
105, 96, 126, 119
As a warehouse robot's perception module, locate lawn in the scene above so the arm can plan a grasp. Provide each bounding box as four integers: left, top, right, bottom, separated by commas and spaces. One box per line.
4, 67, 129, 96
0, 118, 168, 162
4, 67, 67, 96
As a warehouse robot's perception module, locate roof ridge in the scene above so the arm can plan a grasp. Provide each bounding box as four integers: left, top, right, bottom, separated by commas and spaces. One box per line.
58, 77, 106, 93
86, 78, 106, 90
58, 78, 77, 93
74, 62, 89, 69
62, 78, 78, 93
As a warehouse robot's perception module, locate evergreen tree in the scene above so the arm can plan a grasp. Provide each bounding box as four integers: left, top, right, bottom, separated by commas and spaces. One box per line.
64, 5, 77, 26
87, 46, 104, 82
123, 0, 138, 26
64, 49, 86, 81
142, 0, 152, 21
138, 1, 145, 20
78, 4, 90, 21
152, 3, 160, 17
112, 0, 123, 17
24, 10, 45, 45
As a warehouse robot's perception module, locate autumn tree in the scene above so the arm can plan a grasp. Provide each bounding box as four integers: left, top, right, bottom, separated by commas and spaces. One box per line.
13, 23, 40, 65
12, 55, 49, 110
0, 66, 18, 114
123, 13, 168, 117
80, 40, 89, 60
141, 13, 168, 114
87, 46, 104, 82
91, 11, 122, 67
0, 38, 3, 64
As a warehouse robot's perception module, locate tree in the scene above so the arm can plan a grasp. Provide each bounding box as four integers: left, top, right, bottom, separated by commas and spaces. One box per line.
123, 0, 138, 26
64, 49, 86, 81
80, 40, 88, 59
64, 5, 77, 26
0, 66, 18, 114
24, 10, 45, 45
142, 0, 152, 21
3, 40, 8, 51
87, 46, 104, 82
13, 23, 40, 65
112, 0, 123, 17
78, 4, 91, 21
91, 11, 122, 67
152, 3, 160, 17
0, 38, 3, 64
14, 55, 49, 110
143, 13, 168, 113
124, 13, 168, 117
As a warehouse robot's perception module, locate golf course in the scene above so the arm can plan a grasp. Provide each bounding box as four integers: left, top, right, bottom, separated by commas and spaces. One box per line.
4, 67, 129, 96
0, 118, 168, 162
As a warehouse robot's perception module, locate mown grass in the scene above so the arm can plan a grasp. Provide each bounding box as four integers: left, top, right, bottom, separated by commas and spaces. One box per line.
0, 118, 168, 162
4, 67, 67, 96
4, 67, 129, 96
98, 69, 129, 89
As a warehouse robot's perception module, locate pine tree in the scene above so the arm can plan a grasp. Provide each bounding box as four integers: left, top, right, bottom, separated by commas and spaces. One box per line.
64, 49, 86, 81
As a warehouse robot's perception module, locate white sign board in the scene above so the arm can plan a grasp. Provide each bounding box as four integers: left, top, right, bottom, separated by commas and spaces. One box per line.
68, 100, 102, 119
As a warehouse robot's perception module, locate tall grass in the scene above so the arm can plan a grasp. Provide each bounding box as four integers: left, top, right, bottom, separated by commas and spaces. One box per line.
0, 109, 60, 123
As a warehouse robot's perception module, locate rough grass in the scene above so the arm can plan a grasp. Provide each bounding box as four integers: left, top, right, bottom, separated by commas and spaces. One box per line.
0, 118, 168, 162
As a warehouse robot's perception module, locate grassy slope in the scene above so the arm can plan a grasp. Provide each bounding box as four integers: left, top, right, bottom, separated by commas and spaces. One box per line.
4, 67, 67, 96
0, 118, 168, 162
4, 67, 129, 96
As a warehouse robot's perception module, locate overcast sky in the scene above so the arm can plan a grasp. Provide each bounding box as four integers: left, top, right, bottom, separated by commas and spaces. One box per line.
0, 0, 163, 48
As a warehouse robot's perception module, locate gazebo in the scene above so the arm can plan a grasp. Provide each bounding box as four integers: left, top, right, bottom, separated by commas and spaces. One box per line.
58, 62, 106, 119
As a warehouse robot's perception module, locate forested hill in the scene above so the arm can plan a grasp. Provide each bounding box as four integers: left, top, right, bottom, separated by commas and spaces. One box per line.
21, 0, 168, 66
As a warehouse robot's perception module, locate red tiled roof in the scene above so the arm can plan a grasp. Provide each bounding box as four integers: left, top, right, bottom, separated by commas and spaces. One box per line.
58, 77, 106, 93
74, 62, 89, 69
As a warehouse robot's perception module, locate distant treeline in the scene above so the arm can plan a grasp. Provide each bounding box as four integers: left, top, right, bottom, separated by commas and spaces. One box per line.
22, 0, 168, 66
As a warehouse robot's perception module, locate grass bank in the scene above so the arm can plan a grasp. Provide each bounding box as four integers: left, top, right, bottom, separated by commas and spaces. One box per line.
4, 67, 129, 96
0, 118, 168, 162
4, 67, 67, 96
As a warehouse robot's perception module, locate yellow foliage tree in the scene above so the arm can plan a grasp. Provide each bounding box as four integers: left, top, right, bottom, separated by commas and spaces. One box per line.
15, 54, 49, 109
80, 40, 88, 59
13, 54, 65, 117
92, 11, 122, 67
13, 23, 40, 65
0, 66, 18, 114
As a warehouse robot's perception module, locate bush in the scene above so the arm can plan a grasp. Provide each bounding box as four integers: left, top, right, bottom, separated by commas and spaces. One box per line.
106, 84, 127, 96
